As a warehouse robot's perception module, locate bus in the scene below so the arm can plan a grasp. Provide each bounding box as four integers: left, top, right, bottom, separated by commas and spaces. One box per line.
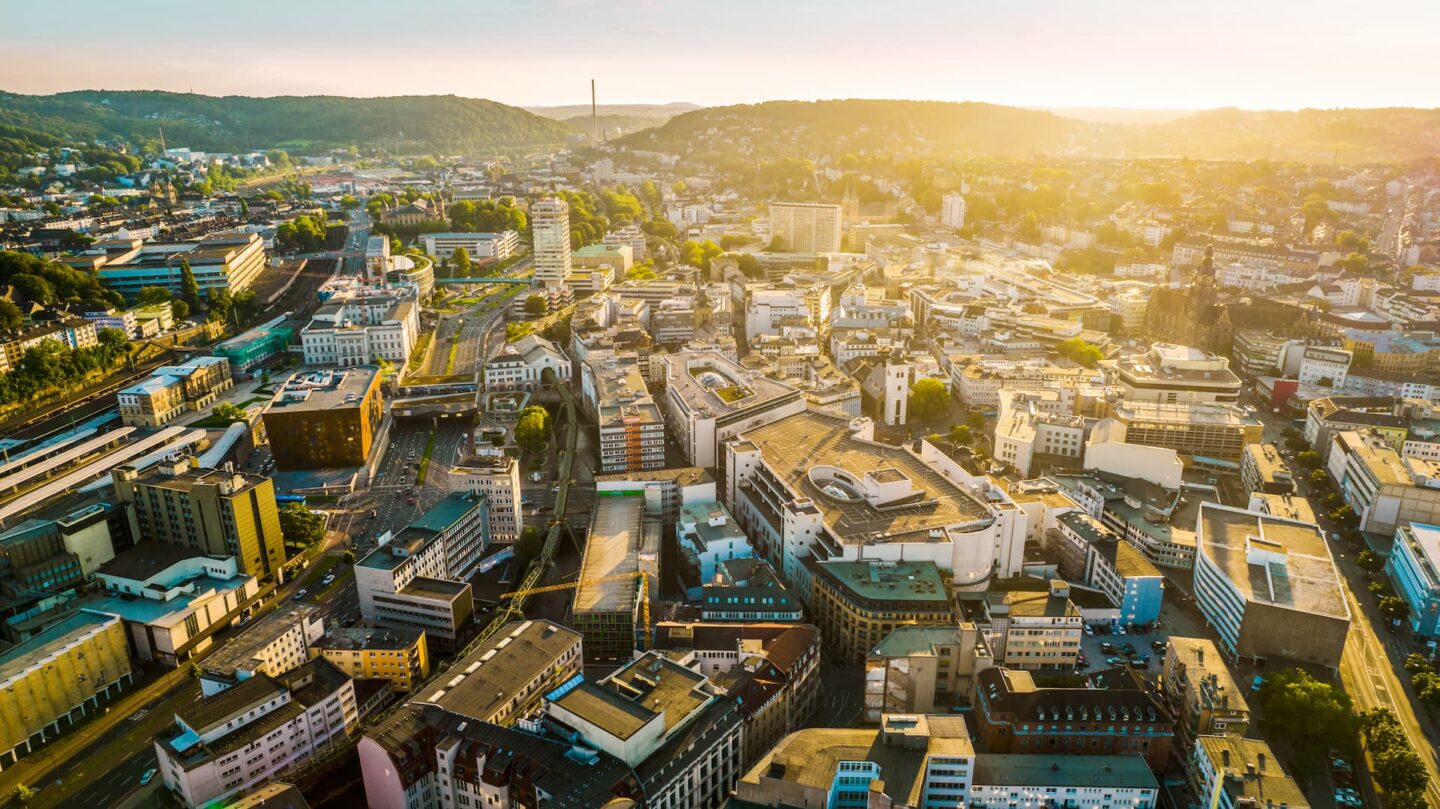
274, 494, 307, 506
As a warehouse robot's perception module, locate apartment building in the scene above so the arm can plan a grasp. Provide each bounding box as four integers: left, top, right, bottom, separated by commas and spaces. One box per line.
118, 356, 235, 427
1240, 442, 1295, 495
530, 197, 571, 284
1304, 395, 1413, 460
449, 447, 523, 544
581, 351, 666, 473
768, 201, 842, 253
864, 623, 993, 721
993, 393, 1086, 477
660, 350, 806, 468
1190, 736, 1310, 809
81, 233, 268, 299
982, 580, 1083, 670
952, 359, 1102, 410
83, 307, 140, 338
675, 500, 752, 596
1386, 522, 1440, 639
1108, 343, 1242, 403
309, 627, 430, 693
261, 367, 383, 470
301, 285, 419, 367
0, 610, 134, 770
0, 318, 99, 371
744, 283, 831, 341
419, 230, 520, 261
941, 193, 966, 229
972, 666, 1173, 769
483, 333, 571, 392
1162, 637, 1250, 746
199, 603, 324, 695
603, 224, 648, 261
1193, 502, 1350, 669
1327, 429, 1440, 535
153, 658, 358, 808
1050, 511, 1164, 626
112, 457, 286, 581
594, 465, 716, 525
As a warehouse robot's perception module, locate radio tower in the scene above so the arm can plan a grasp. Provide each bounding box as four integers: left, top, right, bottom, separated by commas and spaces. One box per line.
591, 79, 599, 144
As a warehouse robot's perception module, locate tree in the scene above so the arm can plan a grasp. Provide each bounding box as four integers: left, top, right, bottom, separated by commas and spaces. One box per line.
211, 402, 247, 423
514, 406, 552, 453
342, 550, 355, 564
1018, 210, 1041, 242
179, 258, 202, 312
1373, 747, 1428, 795
1309, 469, 1329, 486
9, 784, 35, 809
278, 502, 325, 547
1404, 653, 1434, 674
1378, 596, 1409, 623
187, 661, 202, 679
514, 524, 545, 567
1056, 337, 1104, 368
1295, 450, 1321, 469
451, 247, 472, 278
208, 287, 234, 324
523, 294, 547, 317
966, 412, 987, 432
735, 253, 763, 279
0, 298, 21, 332
339, 194, 359, 210
171, 299, 190, 321
1356, 549, 1381, 571
1256, 668, 1359, 764
136, 286, 174, 306
908, 378, 949, 422
949, 425, 973, 445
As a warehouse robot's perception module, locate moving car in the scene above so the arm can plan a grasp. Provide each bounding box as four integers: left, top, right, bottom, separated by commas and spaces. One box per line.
293, 589, 308, 601
140, 769, 157, 786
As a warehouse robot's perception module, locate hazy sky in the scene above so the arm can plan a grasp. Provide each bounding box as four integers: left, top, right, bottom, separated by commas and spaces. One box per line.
3, 0, 1437, 110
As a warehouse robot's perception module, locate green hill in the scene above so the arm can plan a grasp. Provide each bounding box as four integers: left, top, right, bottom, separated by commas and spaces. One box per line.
0, 91, 574, 155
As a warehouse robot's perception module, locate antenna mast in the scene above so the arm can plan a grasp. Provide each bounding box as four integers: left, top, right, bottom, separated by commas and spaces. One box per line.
591, 79, 599, 144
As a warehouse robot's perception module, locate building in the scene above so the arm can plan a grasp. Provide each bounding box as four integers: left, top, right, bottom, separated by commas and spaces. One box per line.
301, 285, 419, 368
572, 243, 633, 274
768, 202, 842, 253
86, 543, 261, 665
1298, 344, 1351, 388
982, 579, 1084, 670
359, 706, 639, 809
355, 494, 488, 651
1050, 511, 1164, 627
573, 495, 658, 661
118, 356, 235, 427
82, 234, 268, 300
941, 193, 966, 229
483, 333, 571, 392
199, 603, 324, 695
661, 350, 806, 468
650, 621, 822, 763
1327, 429, 1440, 535
971, 666, 1173, 768
262, 367, 384, 470
864, 623, 993, 721
1240, 442, 1295, 495
386, 254, 435, 300
0, 502, 117, 594
594, 466, 716, 525
542, 651, 744, 809
0, 610, 133, 770
675, 500, 751, 596
414, 619, 581, 724
724, 409, 1028, 591
581, 351, 666, 473
1193, 502, 1350, 669
1386, 522, 1440, 639
1101, 400, 1263, 462
153, 658, 358, 808
530, 197, 572, 284
449, 448, 523, 544
224, 783, 311, 809
1190, 736, 1310, 809
1162, 637, 1250, 746
993, 394, 1086, 476
734, 714, 1158, 809
309, 626, 430, 693
214, 318, 294, 379
1109, 343, 1242, 404
744, 284, 831, 341
382, 199, 442, 226
810, 559, 954, 662
419, 231, 520, 262
604, 224, 648, 262
113, 457, 286, 581
698, 558, 804, 621
83, 307, 140, 338
0, 318, 99, 370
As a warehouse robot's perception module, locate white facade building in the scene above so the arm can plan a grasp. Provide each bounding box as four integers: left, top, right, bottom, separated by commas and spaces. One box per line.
301, 285, 419, 367
530, 198, 572, 284
420, 231, 520, 262
941, 193, 966, 229
483, 333, 571, 391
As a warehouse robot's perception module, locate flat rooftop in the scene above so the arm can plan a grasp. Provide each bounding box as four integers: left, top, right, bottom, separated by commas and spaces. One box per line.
202, 602, 318, 675
1198, 735, 1309, 808
551, 653, 709, 739
311, 625, 423, 652
817, 560, 949, 604
1198, 503, 1348, 620
265, 366, 378, 413
871, 625, 963, 658
663, 351, 801, 418
594, 466, 714, 487
576, 495, 655, 614
972, 754, 1157, 790
0, 609, 117, 684
1112, 400, 1260, 428
737, 408, 992, 543
419, 620, 579, 721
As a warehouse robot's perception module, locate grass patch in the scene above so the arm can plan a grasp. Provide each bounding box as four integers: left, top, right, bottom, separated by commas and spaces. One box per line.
415, 431, 439, 486
444, 339, 460, 374
407, 331, 433, 373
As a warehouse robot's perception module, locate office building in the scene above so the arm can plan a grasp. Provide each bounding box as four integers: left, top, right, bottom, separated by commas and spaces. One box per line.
1109, 343, 1242, 404
483, 333, 571, 392
450, 448, 523, 544
262, 367, 384, 470
573, 495, 658, 661
0, 502, 116, 593
543, 651, 744, 809
981, 579, 1084, 670
419, 230, 520, 262
952, 359, 1102, 411
1101, 400, 1262, 462
573, 242, 633, 273
768, 202, 842, 253
1386, 522, 1440, 639
810, 559, 954, 663
724, 409, 1028, 590
744, 284, 831, 341
864, 623, 993, 721
698, 557, 804, 621
603, 224, 648, 262
1050, 511, 1164, 627
386, 254, 435, 300
113, 457, 286, 581
675, 500, 751, 596
594, 466, 716, 525
153, 658, 358, 808
80, 234, 268, 300
1162, 637, 1250, 746
301, 285, 419, 368
993, 393, 1086, 476
1193, 502, 1350, 669
310, 626, 430, 693
1240, 442, 1295, 495
972, 666, 1173, 769
1327, 429, 1440, 535
1190, 736, 1310, 809
416, 619, 581, 724
941, 193, 966, 229
530, 197, 571, 284
199, 603, 324, 695
581, 351, 666, 473
0, 610, 133, 770
118, 356, 235, 427
660, 350, 806, 468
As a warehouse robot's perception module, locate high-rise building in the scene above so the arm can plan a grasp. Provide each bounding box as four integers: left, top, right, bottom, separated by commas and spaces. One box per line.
530, 197, 572, 284
112, 457, 287, 581
768, 202, 842, 253
941, 193, 966, 229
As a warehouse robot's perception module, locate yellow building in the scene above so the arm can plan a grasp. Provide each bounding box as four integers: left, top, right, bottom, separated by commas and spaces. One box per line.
262, 367, 383, 471
809, 559, 953, 663
113, 456, 286, 581
310, 627, 430, 692
0, 610, 134, 768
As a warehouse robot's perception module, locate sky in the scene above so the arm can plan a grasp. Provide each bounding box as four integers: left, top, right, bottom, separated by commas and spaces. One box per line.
3, 0, 1438, 111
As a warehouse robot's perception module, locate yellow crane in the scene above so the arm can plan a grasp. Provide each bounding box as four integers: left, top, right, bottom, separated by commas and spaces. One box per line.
498, 571, 654, 650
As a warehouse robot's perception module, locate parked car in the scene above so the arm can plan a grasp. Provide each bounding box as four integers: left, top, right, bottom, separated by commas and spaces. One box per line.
1251, 675, 1265, 692
1106, 657, 1124, 665
530, 471, 544, 482
1083, 624, 1095, 636
1100, 642, 1116, 654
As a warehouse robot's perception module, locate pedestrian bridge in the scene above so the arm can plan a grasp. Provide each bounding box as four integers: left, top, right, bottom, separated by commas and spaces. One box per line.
434, 276, 532, 285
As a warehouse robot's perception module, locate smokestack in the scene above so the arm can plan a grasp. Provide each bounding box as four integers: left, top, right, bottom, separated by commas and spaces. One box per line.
591, 79, 598, 144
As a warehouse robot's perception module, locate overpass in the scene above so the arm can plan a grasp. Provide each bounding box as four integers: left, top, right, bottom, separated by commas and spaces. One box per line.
434, 276, 533, 285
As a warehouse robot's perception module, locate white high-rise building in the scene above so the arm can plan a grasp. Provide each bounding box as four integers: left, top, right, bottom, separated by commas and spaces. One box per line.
768, 202, 841, 253
531, 197, 572, 284
942, 193, 966, 229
